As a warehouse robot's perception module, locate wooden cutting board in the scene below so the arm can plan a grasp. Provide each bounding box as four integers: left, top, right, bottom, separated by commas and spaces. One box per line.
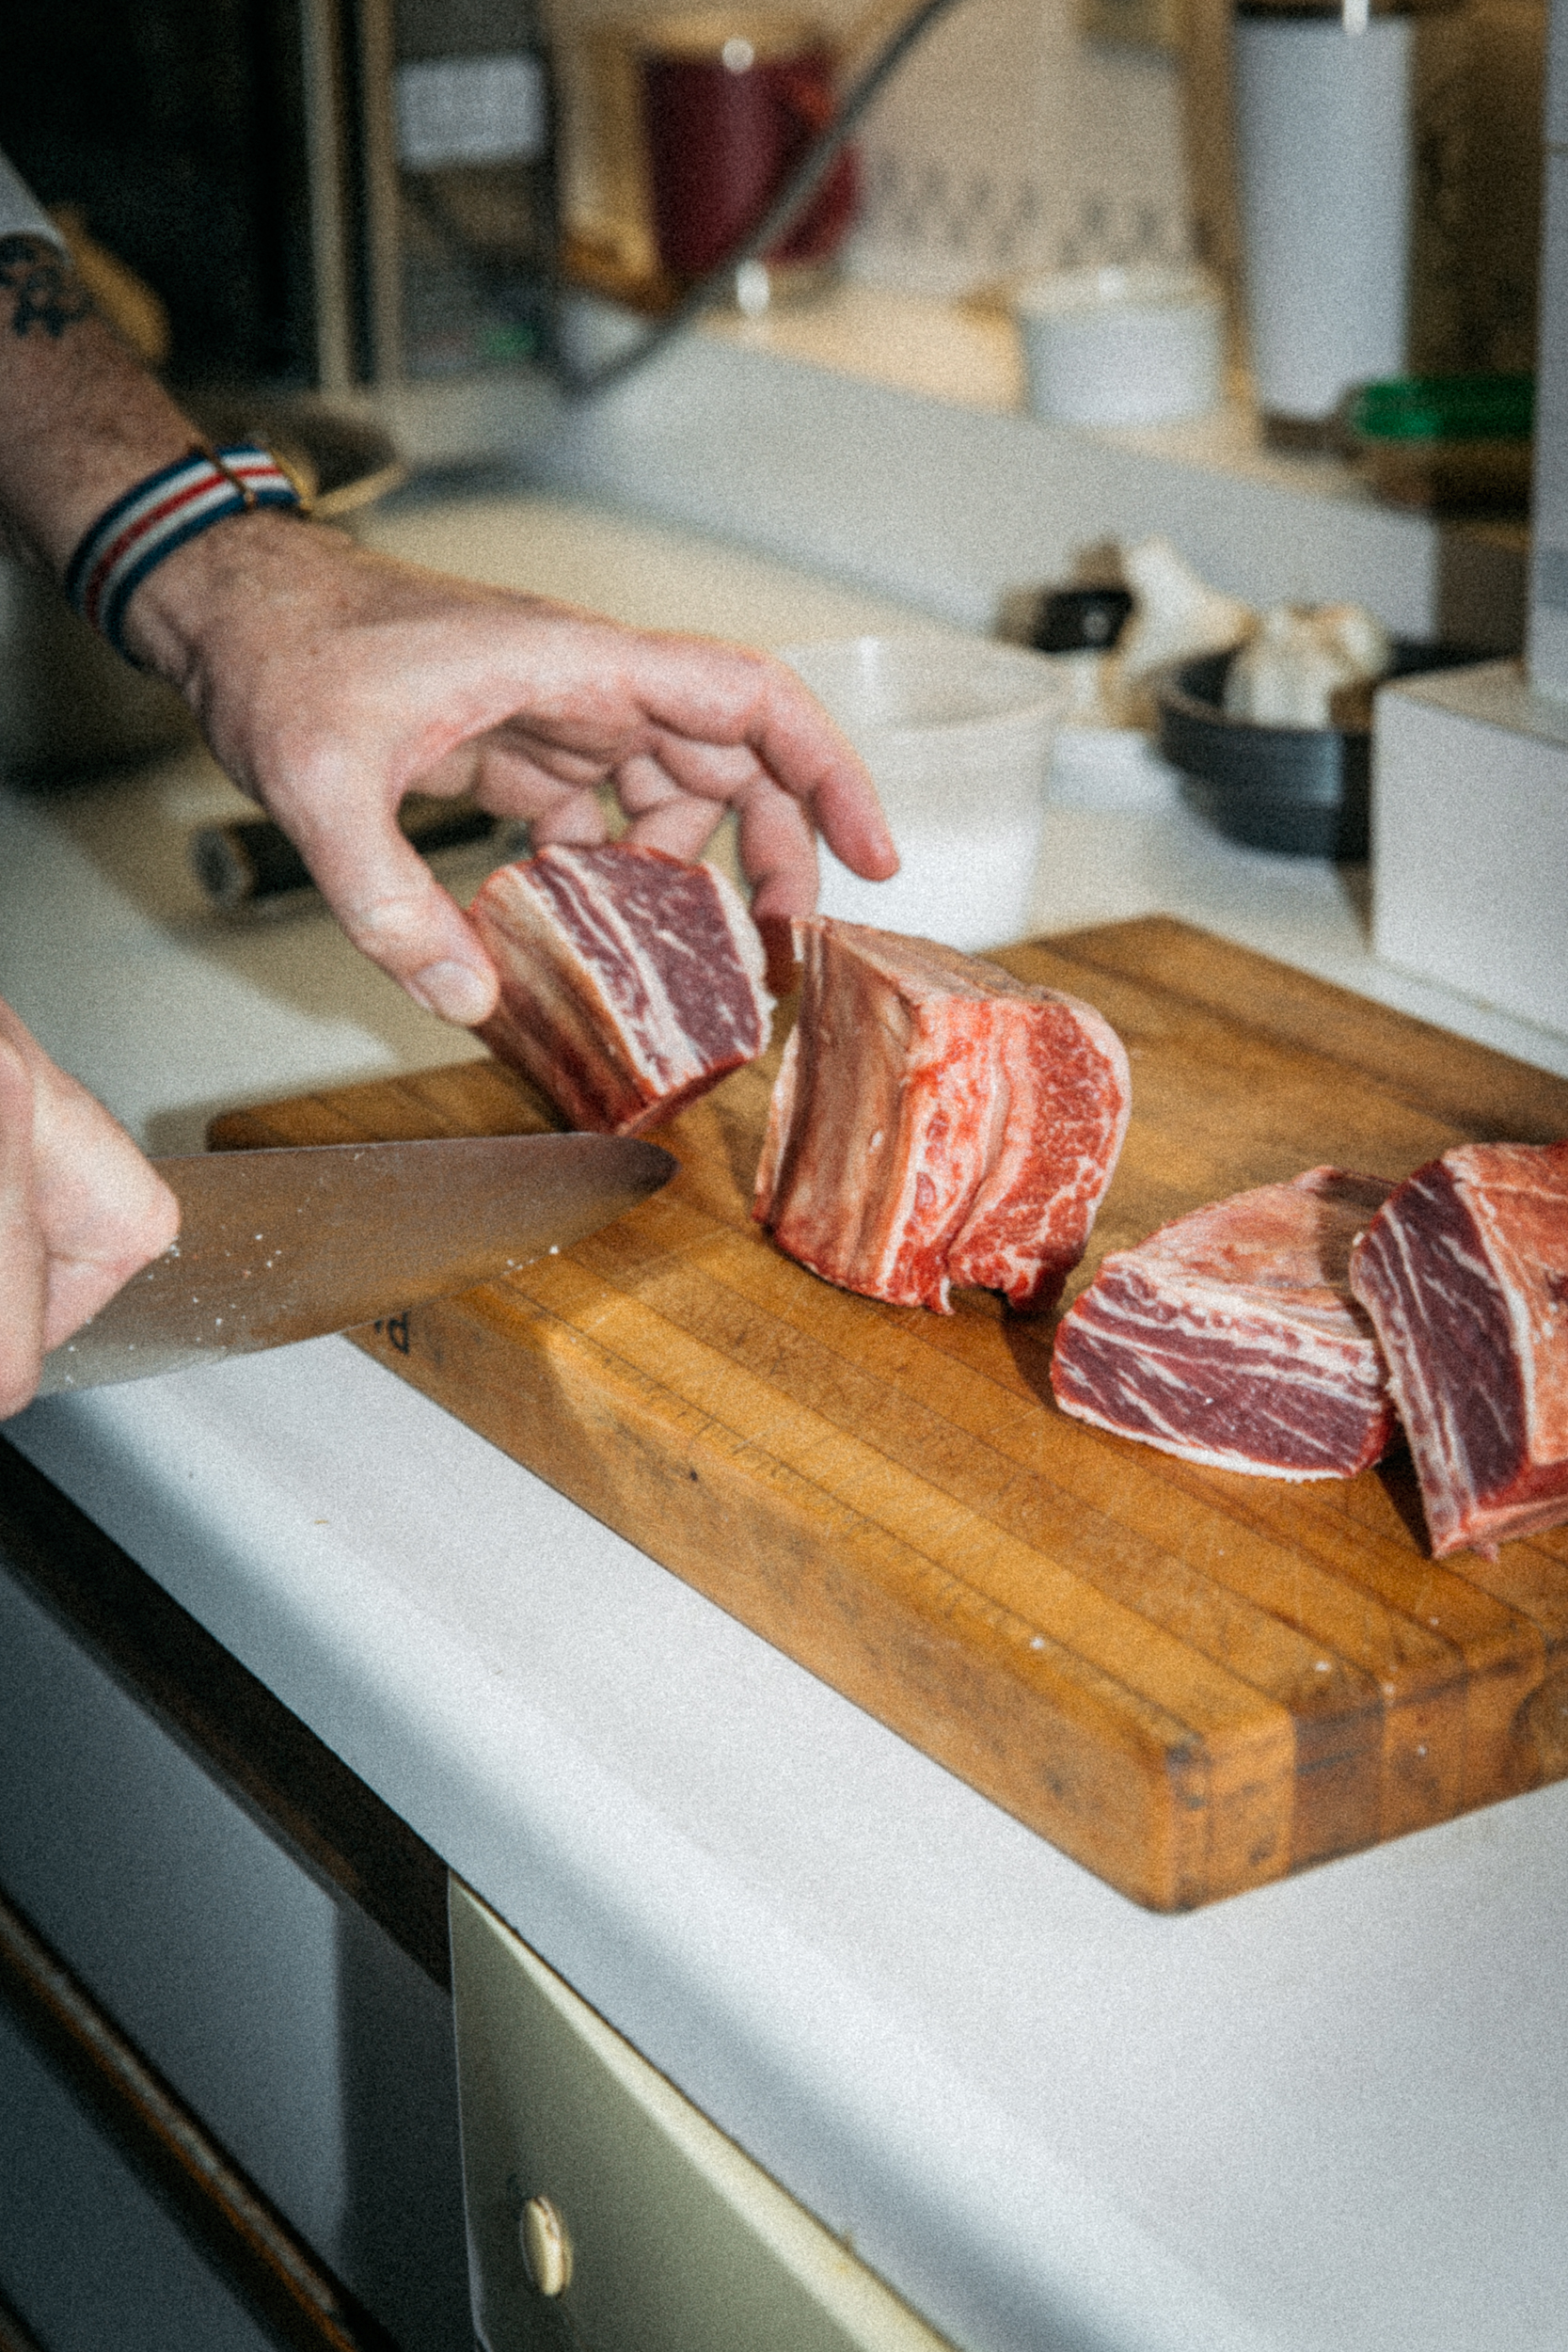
211, 918, 1568, 1911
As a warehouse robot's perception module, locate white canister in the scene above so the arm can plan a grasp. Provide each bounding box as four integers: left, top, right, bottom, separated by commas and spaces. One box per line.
777, 635, 1072, 953
1233, 0, 1468, 429
1014, 264, 1226, 428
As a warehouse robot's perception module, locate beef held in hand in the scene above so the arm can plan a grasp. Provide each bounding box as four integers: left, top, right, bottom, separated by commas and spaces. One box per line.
753, 918, 1131, 1313
470, 844, 772, 1136
1051, 1167, 1397, 1478
1349, 1141, 1568, 1557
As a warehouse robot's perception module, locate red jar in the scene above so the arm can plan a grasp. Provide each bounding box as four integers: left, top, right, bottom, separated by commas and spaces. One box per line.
640, 13, 859, 281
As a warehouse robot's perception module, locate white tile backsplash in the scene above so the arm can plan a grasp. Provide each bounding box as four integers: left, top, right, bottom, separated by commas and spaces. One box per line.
844, 0, 1192, 295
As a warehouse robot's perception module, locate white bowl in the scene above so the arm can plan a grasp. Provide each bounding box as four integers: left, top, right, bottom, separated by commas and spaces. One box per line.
778, 634, 1072, 952
1015, 263, 1224, 429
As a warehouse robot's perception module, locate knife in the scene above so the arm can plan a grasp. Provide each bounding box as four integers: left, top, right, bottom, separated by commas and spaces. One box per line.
36, 1133, 675, 1396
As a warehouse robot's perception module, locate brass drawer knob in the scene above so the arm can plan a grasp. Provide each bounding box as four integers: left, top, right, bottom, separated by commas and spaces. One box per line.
520, 2194, 574, 2297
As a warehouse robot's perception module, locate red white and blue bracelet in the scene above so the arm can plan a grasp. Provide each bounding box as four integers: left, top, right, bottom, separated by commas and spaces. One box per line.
65, 443, 308, 662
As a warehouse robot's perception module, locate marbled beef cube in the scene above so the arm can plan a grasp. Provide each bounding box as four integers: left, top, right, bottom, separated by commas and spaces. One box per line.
754, 918, 1131, 1313
1051, 1168, 1398, 1479
470, 843, 772, 1136
1349, 1141, 1568, 1557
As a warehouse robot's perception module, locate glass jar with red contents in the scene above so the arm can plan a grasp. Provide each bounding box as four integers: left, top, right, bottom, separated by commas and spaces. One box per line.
637, 10, 859, 287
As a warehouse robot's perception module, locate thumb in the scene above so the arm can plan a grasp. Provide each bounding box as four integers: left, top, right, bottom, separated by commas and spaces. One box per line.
292, 805, 499, 1026
0, 1035, 46, 1417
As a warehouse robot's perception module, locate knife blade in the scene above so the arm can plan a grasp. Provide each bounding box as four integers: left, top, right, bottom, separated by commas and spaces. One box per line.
36, 1133, 675, 1396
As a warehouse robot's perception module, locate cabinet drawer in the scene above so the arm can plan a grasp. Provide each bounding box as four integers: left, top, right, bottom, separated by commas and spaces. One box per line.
450, 1881, 955, 2352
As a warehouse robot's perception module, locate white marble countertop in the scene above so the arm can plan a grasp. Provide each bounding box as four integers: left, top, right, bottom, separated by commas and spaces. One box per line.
8, 488, 1568, 2352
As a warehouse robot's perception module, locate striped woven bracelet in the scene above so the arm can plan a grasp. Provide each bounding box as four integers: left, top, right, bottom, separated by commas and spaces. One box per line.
65, 443, 308, 663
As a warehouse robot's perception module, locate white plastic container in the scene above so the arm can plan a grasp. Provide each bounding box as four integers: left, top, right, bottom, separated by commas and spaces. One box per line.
1233, 13, 1413, 424
1014, 264, 1225, 429
777, 634, 1071, 953
1232, 3, 1469, 428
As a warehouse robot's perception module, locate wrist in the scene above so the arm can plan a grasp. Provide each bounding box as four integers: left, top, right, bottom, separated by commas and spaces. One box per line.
0, 300, 194, 574
67, 444, 309, 669
119, 503, 360, 699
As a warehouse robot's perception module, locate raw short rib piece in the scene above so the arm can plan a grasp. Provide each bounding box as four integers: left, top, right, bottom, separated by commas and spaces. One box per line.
1051, 1167, 1398, 1478
1349, 1141, 1568, 1557
752, 918, 1131, 1313
469, 843, 772, 1136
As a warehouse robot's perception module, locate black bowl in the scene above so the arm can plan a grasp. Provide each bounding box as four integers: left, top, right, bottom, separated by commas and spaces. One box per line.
1152, 641, 1477, 859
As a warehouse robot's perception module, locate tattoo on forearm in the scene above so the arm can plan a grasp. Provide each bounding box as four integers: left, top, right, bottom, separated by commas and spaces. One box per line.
0, 235, 93, 338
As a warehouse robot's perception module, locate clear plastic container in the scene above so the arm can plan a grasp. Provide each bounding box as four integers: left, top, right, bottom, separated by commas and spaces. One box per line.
777, 635, 1072, 952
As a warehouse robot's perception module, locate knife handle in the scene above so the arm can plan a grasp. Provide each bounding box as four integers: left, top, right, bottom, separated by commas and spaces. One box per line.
191, 800, 503, 909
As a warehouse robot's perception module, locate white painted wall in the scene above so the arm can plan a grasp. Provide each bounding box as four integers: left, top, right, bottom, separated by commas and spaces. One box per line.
845, 0, 1193, 294
546, 0, 1195, 295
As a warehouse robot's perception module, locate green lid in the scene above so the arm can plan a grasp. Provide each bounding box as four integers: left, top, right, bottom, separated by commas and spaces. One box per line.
1345, 373, 1534, 443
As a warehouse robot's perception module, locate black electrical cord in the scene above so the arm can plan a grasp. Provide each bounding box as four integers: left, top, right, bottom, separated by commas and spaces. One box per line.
554, 0, 973, 400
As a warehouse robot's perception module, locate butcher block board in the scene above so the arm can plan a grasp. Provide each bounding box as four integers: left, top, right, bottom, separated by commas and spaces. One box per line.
211, 918, 1568, 1911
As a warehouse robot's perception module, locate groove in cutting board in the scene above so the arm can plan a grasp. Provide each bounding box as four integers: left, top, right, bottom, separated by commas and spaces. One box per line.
210, 918, 1568, 1909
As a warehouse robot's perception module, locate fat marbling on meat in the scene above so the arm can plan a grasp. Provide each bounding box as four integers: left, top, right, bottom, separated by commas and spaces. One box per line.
1050, 1167, 1398, 1478
469, 843, 772, 1135
752, 918, 1131, 1313
1349, 1140, 1568, 1556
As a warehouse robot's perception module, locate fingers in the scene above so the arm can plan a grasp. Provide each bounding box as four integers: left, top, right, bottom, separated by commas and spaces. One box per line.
618, 646, 898, 912
619, 796, 731, 865
0, 1008, 181, 1415
25, 1045, 182, 1353
618, 740, 758, 814
31, 1099, 181, 1357
299, 641, 898, 968
0, 1035, 46, 1418
610, 732, 826, 914
475, 620, 888, 884
187, 559, 902, 1002
610, 752, 729, 864
695, 651, 898, 890
732, 781, 822, 921
279, 790, 502, 1026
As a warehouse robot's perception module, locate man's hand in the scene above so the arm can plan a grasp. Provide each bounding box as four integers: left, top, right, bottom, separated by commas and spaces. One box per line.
129, 515, 899, 1025
0, 1000, 180, 1418
0, 185, 895, 1395
0, 228, 895, 1027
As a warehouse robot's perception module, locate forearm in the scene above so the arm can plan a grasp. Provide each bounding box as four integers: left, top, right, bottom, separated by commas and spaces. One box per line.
0, 232, 193, 578
0, 226, 325, 700
0, 208, 893, 1022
